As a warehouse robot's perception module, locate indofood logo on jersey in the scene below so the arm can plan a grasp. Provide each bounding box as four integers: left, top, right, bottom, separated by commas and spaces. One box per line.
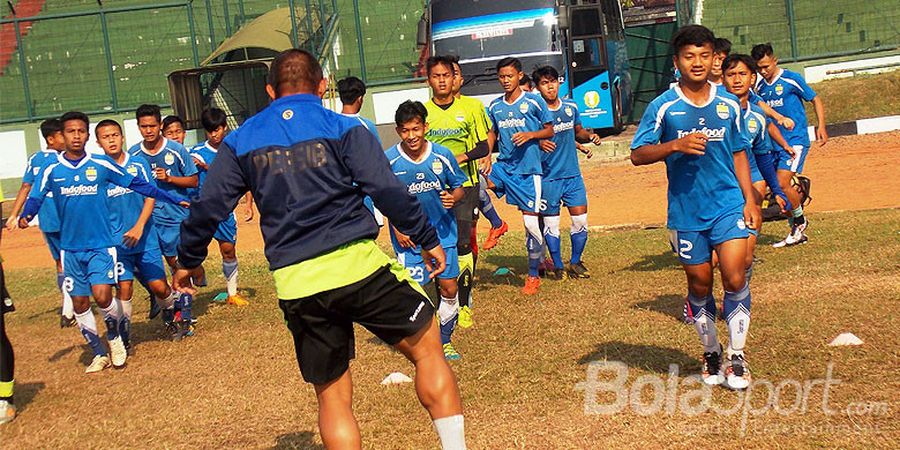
766, 98, 784, 108
60, 184, 99, 196
677, 127, 727, 142
428, 127, 463, 137
497, 117, 526, 129
85, 166, 98, 182
553, 120, 575, 134
407, 180, 442, 195
107, 185, 131, 197
775, 84, 784, 95
431, 160, 443, 175
716, 103, 730, 120
747, 118, 759, 134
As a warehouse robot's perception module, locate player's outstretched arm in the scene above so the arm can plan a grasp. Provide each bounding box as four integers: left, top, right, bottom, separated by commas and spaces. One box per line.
4, 182, 31, 231
733, 151, 762, 228
812, 96, 828, 146
766, 122, 794, 155
341, 126, 439, 252
754, 152, 791, 212
757, 100, 794, 130
177, 142, 249, 270
126, 177, 188, 206
155, 170, 199, 189
123, 198, 155, 248
574, 125, 602, 145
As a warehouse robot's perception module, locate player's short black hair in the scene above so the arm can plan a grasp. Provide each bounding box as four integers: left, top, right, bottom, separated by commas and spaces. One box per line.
722, 53, 758, 74
162, 115, 184, 131
496, 57, 522, 72
426, 55, 455, 76
200, 108, 228, 133
751, 43, 775, 61
95, 119, 122, 133
59, 111, 89, 129
136, 104, 162, 123
714, 37, 732, 55
267, 49, 323, 97
394, 100, 428, 126
671, 25, 715, 53
39, 118, 63, 139
531, 66, 559, 83
519, 74, 533, 87
337, 76, 366, 105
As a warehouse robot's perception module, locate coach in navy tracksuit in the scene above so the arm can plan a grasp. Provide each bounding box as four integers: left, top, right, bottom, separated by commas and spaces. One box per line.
173, 50, 466, 448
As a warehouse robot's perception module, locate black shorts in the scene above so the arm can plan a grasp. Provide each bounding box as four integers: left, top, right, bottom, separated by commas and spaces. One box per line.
278, 264, 434, 385
453, 186, 479, 253
0, 262, 12, 315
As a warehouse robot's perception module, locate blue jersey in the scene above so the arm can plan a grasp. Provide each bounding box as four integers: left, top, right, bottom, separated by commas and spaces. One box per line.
542, 99, 583, 181
743, 103, 772, 156
755, 69, 816, 147
129, 138, 197, 226
488, 91, 553, 175
29, 152, 136, 251
189, 141, 219, 192
385, 142, 467, 251
106, 153, 158, 255
631, 84, 750, 231
23, 149, 61, 233
342, 114, 382, 147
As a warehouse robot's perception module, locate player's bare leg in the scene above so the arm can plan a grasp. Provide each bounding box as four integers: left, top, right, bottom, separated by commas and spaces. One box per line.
314, 370, 361, 449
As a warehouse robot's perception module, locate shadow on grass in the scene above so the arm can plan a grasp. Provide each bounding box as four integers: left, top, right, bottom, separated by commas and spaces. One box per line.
634, 294, 685, 323
474, 254, 528, 288
272, 431, 324, 449
27, 306, 60, 321
623, 249, 678, 272
11, 381, 45, 414
578, 341, 698, 373
48, 345, 77, 363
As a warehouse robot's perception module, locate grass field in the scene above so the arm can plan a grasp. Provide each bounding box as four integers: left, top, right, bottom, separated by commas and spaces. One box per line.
803, 70, 900, 124
1, 206, 898, 448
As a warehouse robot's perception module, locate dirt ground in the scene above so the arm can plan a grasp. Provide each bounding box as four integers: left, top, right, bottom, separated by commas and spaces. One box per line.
3, 131, 898, 269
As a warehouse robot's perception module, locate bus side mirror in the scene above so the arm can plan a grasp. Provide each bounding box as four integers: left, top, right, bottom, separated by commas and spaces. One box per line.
557, 4, 569, 30
417, 16, 428, 48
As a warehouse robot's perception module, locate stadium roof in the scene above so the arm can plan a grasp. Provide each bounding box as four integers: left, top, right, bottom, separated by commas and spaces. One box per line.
202, 8, 304, 66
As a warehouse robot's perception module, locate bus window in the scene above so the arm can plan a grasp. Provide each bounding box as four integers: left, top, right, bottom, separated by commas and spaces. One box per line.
571, 8, 604, 36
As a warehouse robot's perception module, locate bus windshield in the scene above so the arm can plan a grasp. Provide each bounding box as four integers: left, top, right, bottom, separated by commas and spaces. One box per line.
431, 0, 560, 63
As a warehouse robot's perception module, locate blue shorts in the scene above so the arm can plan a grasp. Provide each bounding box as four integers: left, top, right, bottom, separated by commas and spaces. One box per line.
43, 231, 61, 261
155, 223, 181, 257
61, 248, 118, 297
775, 145, 809, 174
541, 175, 587, 215
213, 213, 238, 244
489, 162, 542, 213
117, 245, 167, 283
397, 246, 460, 286
668, 210, 750, 265
746, 150, 763, 184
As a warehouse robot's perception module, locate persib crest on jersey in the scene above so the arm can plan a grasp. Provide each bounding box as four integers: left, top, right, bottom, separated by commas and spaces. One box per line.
455, 114, 465, 122
584, 91, 600, 108
127, 165, 139, 176
716, 102, 730, 120
164, 152, 175, 165
85, 166, 98, 182
518, 102, 529, 114
775, 84, 784, 95
431, 159, 443, 175
564, 106, 573, 117
748, 117, 759, 134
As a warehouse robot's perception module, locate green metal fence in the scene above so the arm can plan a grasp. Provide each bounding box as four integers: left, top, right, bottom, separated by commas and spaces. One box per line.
0, 0, 426, 124
684, 0, 899, 61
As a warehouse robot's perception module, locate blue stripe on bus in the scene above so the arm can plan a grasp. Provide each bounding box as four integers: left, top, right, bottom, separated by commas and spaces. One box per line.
433, 8, 554, 35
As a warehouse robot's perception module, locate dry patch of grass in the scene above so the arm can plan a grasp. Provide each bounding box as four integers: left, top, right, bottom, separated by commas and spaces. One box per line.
1, 209, 898, 448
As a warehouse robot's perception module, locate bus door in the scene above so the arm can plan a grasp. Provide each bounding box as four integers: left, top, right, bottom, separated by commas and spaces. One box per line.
566, 4, 615, 130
